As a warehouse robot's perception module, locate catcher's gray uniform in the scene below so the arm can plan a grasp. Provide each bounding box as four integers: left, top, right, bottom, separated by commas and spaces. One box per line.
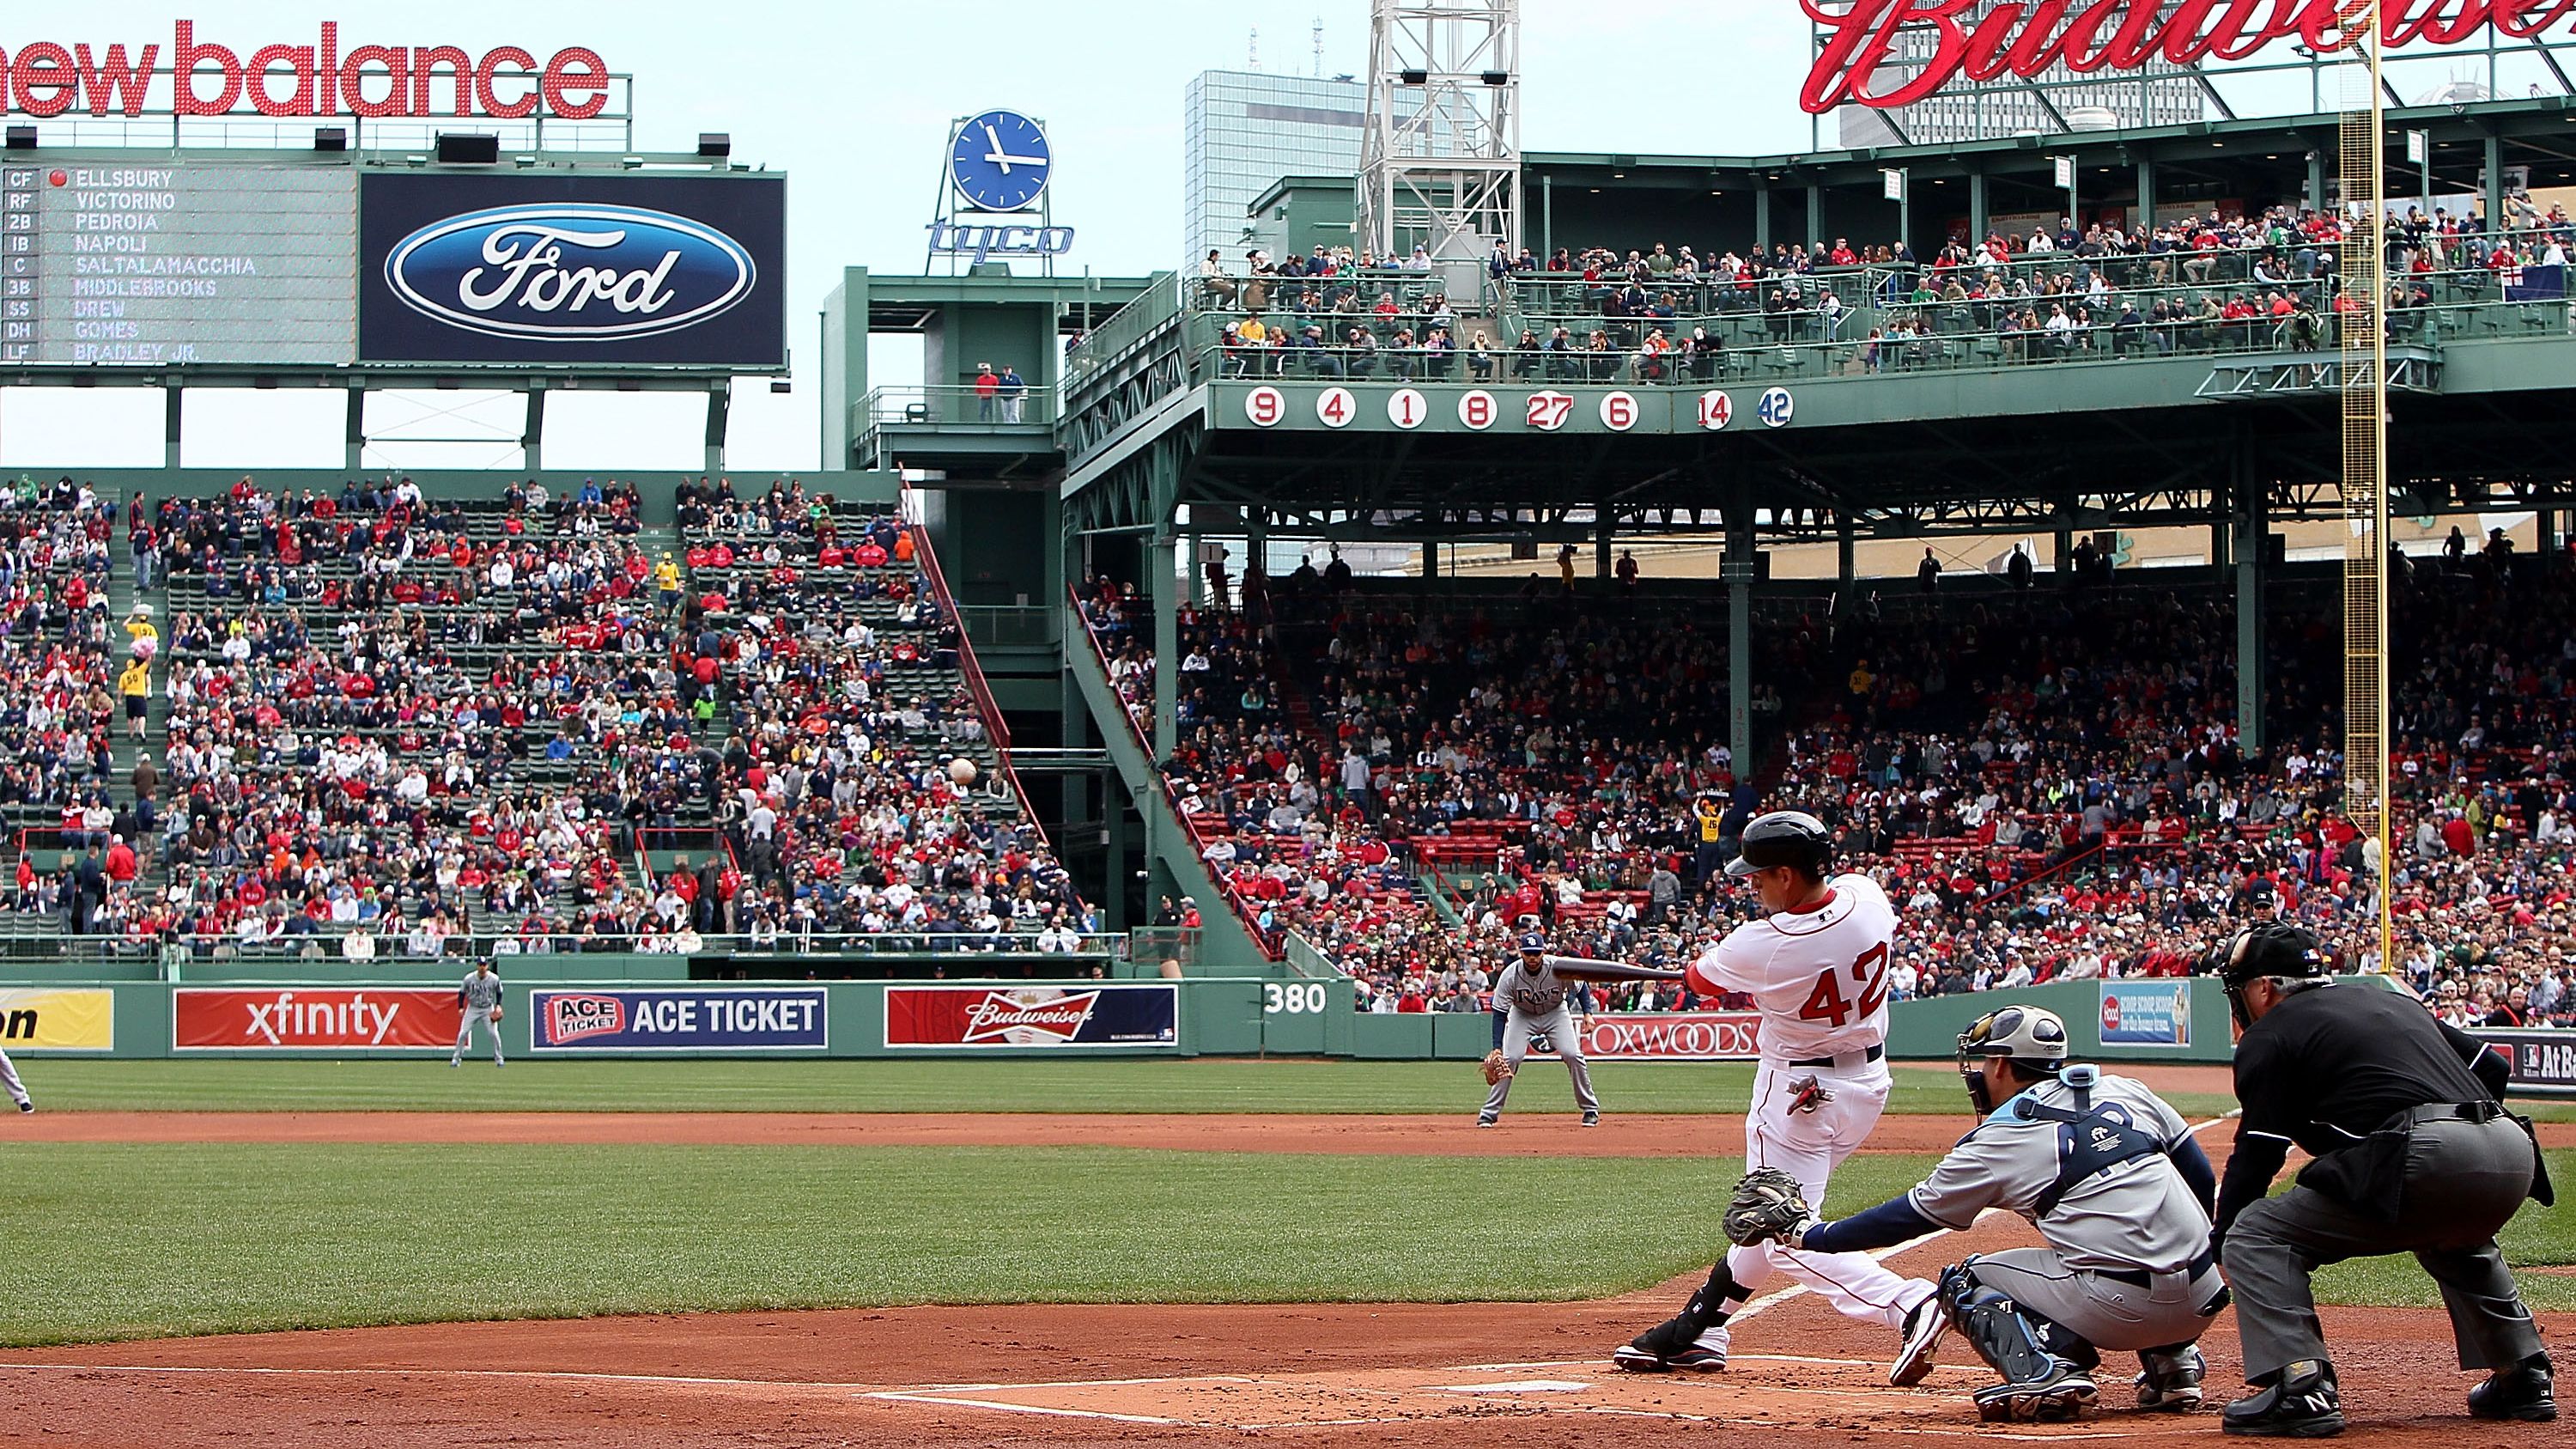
1482, 954, 1598, 1121
453, 966, 505, 1067
1909, 1065, 2226, 1353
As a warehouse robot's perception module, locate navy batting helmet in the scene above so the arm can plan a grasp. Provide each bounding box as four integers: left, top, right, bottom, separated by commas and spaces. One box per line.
1725, 810, 1833, 879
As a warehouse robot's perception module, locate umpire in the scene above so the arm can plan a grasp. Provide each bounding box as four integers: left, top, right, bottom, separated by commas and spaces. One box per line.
2211, 922, 2555, 1436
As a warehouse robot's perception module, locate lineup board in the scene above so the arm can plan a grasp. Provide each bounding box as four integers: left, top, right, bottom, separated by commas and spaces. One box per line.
1, 163, 356, 367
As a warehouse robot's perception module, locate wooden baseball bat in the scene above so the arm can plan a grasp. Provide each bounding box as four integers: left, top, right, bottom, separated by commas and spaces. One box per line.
1539, 953, 1686, 984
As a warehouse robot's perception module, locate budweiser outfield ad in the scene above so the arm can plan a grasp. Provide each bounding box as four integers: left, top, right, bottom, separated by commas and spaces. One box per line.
173, 988, 459, 1051
884, 984, 1180, 1050
528, 988, 827, 1053
1577, 1012, 1764, 1062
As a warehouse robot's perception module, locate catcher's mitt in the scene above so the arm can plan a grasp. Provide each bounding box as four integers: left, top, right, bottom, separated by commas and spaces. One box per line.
1721, 1166, 1815, 1248
1480, 1050, 1515, 1087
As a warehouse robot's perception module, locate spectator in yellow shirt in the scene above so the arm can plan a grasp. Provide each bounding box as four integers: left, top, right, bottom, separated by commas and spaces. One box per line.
118, 657, 150, 740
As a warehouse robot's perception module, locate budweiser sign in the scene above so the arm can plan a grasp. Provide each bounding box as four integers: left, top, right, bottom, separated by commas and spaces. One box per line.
884, 983, 1181, 1050
1804, 0, 2576, 113
0, 22, 611, 120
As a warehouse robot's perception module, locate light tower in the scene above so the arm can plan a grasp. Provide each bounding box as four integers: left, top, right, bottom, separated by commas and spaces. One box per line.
1357, 0, 1521, 283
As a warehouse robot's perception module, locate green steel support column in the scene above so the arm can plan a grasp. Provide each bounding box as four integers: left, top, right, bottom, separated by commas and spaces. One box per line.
1423, 542, 1437, 578
1246, 509, 1267, 579
1755, 186, 1771, 253
1969, 169, 1989, 248
2135, 157, 2156, 233
1806, 186, 1822, 249
2486, 131, 2506, 234
1103, 779, 1128, 933
1151, 533, 1177, 764
343, 387, 366, 472
1542, 174, 1553, 259
1187, 527, 1203, 606
2233, 458, 2265, 757
163, 384, 183, 470
1595, 511, 1613, 581
2306, 149, 2328, 214
1727, 490, 1753, 773
1837, 516, 1856, 586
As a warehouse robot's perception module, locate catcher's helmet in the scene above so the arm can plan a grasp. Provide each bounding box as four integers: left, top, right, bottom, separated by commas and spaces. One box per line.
1725, 810, 1833, 879
1956, 1004, 2069, 1114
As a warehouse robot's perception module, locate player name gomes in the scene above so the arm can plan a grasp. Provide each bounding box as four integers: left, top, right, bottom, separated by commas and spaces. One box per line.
384, 204, 756, 343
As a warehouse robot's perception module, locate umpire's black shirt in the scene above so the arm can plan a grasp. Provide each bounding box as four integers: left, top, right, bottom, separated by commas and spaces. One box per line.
2214, 983, 2508, 1237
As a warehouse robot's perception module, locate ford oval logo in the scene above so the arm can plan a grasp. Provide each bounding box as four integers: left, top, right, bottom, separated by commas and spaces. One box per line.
384, 204, 756, 342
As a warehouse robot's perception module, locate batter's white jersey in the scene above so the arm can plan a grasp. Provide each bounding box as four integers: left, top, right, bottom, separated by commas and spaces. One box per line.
1685, 873, 1896, 1062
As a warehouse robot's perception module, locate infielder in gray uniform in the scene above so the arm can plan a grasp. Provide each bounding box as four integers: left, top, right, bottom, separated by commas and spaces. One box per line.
453, 961, 505, 1068
1479, 932, 1600, 1128
1722, 1005, 2227, 1423
0, 1040, 31, 1111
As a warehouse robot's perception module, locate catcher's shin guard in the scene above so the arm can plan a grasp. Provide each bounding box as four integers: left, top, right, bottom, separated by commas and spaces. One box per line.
2135, 1343, 2207, 1411
1939, 1261, 2099, 1422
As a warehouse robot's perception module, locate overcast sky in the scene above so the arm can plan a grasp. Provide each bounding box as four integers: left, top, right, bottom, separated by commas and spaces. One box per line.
0, 2, 2513, 477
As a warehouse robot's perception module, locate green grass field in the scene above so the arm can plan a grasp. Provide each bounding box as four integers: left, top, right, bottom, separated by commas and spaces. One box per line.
1, 1061, 2567, 1347
0, 1142, 2566, 1347
10, 1056, 2257, 1117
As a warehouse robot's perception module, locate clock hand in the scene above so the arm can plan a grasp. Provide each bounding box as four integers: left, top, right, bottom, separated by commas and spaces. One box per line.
983, 151, 1048, 169
982, 124, 1009, 174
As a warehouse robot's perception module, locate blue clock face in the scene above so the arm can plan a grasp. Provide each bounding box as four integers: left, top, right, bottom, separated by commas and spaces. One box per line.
951, 110, 1052, 212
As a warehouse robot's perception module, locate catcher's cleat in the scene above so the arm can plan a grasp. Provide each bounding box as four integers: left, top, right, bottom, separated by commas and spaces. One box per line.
1891, 1296, 1949, 1388
1973, 1363, 2098, 1422
2135, 1345, 2207, 1412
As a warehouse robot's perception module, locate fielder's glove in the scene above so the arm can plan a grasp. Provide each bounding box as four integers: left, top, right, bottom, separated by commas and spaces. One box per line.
1480, 1050, 1515, 1087
1786, 1074, 1834, 1115
1721, 1166, 1816, 1249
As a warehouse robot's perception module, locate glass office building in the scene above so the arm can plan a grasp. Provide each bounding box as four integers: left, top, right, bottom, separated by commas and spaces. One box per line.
1183, 70, 1376, 271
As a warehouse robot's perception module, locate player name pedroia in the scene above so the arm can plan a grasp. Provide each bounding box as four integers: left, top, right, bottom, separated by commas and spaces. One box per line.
1803, 0, 2576, 114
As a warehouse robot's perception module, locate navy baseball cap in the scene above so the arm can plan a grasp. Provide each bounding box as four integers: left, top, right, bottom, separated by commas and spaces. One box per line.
1518, 933, 1547, 954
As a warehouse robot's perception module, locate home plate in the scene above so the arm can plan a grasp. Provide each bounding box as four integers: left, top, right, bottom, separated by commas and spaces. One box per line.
1437, 1379, 1593, 1393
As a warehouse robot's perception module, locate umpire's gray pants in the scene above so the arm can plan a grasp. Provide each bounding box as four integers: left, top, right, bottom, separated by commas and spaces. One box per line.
1969, 1248, 2226, 1355
2223, 1116, 2542, 1381
1482, 1006, 1598, 1117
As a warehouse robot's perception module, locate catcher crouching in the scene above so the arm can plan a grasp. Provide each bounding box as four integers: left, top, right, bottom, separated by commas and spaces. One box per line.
1719, 1005, 2228, 1422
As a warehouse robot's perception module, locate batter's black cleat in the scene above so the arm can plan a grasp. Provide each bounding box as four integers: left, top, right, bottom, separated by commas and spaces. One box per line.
2223, 1361, 2344, 1438
1891, 1297, 1949, 1387
1972, 1362, 2098, 1422
2467, 1353, 2556, 1422
1613, 1318, 1725, 1373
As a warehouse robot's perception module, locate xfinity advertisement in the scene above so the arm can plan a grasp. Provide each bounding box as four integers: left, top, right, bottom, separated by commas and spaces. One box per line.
358, 172, 784, 368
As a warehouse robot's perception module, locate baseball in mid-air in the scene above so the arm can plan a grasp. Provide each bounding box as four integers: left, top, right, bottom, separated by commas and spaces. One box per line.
949, 758, 978, 786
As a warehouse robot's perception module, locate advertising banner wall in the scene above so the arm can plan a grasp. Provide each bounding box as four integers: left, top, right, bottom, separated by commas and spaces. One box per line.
1577, 1012, 1765, 1061
173, 987, 458, 1050
529, 987, 826, 1052
2099, 981, 2193, 1049
358, 172, 786, 367
2476, 1029, 2576, 1098
0, 987, 114, 1050
884, 983, 1179, 1049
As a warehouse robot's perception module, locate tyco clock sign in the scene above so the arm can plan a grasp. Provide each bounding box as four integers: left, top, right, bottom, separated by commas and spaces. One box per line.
359, 172, 784, 367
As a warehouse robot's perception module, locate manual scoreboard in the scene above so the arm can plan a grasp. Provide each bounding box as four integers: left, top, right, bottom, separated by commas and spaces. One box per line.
0, 162, 356, 367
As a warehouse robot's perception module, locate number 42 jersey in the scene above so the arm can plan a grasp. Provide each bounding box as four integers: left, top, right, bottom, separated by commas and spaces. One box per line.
1685, 874, 1898, 1062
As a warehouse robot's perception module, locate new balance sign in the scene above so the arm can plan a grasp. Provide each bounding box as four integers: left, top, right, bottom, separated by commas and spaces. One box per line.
884, 983, 1179, 1050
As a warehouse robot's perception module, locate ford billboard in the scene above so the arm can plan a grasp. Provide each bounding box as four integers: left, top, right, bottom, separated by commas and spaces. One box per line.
358, 171, 782, 368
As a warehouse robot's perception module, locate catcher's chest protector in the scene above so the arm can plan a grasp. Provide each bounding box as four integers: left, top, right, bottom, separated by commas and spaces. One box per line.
2013, 1068, 2167, 1218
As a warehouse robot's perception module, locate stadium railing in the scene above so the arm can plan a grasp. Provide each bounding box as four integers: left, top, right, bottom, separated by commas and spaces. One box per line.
860, 384, 1055, 429
3, 930, 1127, 969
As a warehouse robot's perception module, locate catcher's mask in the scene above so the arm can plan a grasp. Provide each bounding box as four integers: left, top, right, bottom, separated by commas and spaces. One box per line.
1955, 1005, 2069, 1115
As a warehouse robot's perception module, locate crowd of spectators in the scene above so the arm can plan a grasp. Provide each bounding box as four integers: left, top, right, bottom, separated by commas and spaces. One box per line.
1080, 540, 2576, 1028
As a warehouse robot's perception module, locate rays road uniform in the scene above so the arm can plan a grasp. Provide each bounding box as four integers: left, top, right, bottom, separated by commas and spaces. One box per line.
1627, 871, 1935, 1367
0, 1041, 29, 1111
1795, 1062, 2227, 1419
453, 965, 506, 1067
1481, 935, 1600, 1126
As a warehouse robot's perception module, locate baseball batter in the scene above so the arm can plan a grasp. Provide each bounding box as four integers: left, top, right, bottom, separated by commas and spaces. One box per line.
0, 1040, 30, 1112
1721, 1006, 2227, 1422
1614, 810, 1935, 1373
1479, 932, 1601, 1128
453, 961, 505, 1068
